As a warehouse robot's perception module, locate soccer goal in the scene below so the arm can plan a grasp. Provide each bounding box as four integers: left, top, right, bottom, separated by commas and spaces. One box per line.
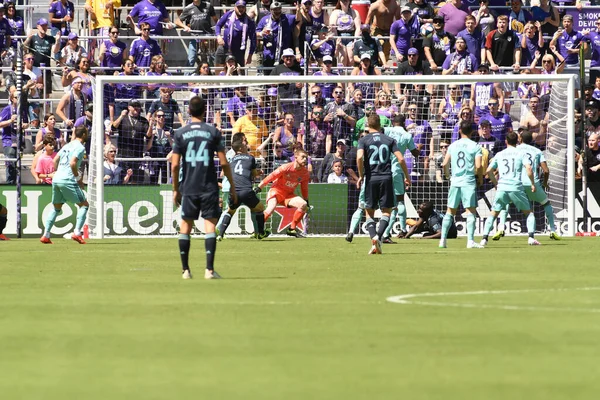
89, 73, 577, 238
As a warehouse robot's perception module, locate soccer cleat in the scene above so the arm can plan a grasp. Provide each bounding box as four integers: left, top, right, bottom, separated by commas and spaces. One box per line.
286, 228, 306, 238
182, 270, 192, 280
396, 230, 407, 239
257, 229, 271, 240
345, 232, 354, 243
479, 238, 488, 247
373, 238, 382, 254
40, 236, 53, 244
439, 239, 447, 248
205, 269, 221, 280
549, 231, 561, 240
71, 234, 86, 244
368, 244, 377, 255
0, 234, 10, 241
491, 230, 505, 241
295, 228, 307, 238
528, 238, 541, 246
467, 240, 484, 249
249, 233, 258, 239
382, 236, 395, 244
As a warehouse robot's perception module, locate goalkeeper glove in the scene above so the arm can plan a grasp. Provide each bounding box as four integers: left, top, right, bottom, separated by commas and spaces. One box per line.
253, 186, 262, 193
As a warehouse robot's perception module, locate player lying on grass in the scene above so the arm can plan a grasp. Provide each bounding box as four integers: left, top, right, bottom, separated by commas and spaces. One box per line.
254, 148, 311, 238
172, 96, 237, 280
216, 139, 270, 240
490, 129, 560, 241
402, 201, 457, 240
40, 126, 89, 245
480, 131, 540, 246
357, 114, 410, 254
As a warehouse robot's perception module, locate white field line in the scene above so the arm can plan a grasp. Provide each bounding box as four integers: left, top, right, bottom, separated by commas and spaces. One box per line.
386, 287, 600, 313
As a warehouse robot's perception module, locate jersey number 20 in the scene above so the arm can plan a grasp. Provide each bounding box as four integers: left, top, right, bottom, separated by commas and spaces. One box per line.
369, 145, 390, 165
185, 141, 209, 167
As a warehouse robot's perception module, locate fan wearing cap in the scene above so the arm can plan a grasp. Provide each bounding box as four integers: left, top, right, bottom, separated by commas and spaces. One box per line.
24, 18, 61, 93
585, 101, 600, 137
111, 99, 152, 184
441, 36, 478, 75
423, 15, 455, 72
56, 77, 89, 131
475, 118, 504, 156
436, 0, 470, 36
353, 23, 386, 67
232, 102, 269, 156
127, 0, 172, 36
390, 6, 419, 63
310, 24, 336, 63
365, 0, 400, 59
49, 0, 75, 37
312, 55, 339, 102
393, 47, 433, 96
350, 53, 387, 102
270, 48, 304, 125
353, 102, 391, 147
175, 0, 218, 68
215, 0, 257, 69
59, 32, 88, 69
256, 1, 293, 68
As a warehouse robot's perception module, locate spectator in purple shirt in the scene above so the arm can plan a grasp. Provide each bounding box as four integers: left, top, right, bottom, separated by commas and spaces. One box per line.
436, 0, 469, 36
549, 14, 588, 69
1, 93, 29, 184
48, 0, 74, 37
127, 0, 172, 36
0, 5, 12, 55
390, 6, 419, 64
508, 0, 532, 30
6, 2, 23, 50
114, 60, 142, 115
99, 26, 129, 75
226, 86, 257, 128
457, 15, 485, 64
442, 37, 479, 75
520, 21, 544, 67
480, 97, 512, 142
257, 1, 293, 68
129, 22, 162, 69
215, 0, 257, 69
587, 17, 600, 85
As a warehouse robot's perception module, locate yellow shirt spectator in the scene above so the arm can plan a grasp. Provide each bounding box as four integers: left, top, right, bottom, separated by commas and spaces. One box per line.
86, 0, 121, 30
232, 106, 268, 155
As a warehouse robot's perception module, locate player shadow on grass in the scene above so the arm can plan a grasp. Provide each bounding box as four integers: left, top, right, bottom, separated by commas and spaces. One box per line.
223, 277, 289, 280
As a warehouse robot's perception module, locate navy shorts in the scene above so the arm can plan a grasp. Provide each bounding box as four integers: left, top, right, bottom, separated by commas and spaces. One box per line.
365, 178, 395, 210
181, 192, 221, 221
229, 189, 260, 210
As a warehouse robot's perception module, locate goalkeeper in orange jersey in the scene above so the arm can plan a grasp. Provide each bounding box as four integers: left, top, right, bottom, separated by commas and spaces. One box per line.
254, 147, 311, 238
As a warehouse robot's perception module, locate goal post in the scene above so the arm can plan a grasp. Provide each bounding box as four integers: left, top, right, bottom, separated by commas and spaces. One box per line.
91, 73, 577, 238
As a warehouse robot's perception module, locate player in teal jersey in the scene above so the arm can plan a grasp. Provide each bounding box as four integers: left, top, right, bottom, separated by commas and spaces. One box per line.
480, 131, 541, 246
491, 130, 560, 240
40, 126, 89, 245
381, 114, 421, 243
439, 121, 484, 249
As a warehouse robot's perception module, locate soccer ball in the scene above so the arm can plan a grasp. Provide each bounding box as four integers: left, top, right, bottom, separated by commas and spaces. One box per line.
420, 23, 434, 38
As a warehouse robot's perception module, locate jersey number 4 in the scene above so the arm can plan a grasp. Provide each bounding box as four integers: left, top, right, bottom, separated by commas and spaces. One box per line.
185, 141, 209, 167
234, 160, 244, 175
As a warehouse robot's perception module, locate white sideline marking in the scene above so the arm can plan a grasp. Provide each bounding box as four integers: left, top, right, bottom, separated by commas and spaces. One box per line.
386, 287, 600, 313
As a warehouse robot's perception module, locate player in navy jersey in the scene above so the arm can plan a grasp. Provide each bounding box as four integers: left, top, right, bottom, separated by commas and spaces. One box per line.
216, 139, 269, 240
357, 114, 410, 255
171, 96, 237, 280
0, 203, 8, 240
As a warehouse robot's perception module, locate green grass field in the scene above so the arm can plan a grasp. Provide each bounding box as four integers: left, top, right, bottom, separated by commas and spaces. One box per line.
2, 236, 600, 399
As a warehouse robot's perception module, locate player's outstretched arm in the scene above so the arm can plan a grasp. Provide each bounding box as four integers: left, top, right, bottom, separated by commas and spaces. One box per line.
258, 163, 285, 189
404, 218, 423, 239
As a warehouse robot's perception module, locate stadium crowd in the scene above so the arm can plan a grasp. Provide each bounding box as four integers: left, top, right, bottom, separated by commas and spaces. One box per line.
0, 0, 599, 188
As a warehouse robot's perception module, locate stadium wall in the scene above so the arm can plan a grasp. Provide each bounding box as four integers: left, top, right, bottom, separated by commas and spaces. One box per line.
2, 182, 597, 238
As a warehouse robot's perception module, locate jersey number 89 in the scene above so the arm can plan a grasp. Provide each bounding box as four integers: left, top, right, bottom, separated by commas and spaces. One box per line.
185, 141, 209, 167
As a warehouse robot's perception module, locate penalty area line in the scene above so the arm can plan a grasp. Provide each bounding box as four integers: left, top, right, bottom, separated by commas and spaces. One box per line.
386, 287, 600, 313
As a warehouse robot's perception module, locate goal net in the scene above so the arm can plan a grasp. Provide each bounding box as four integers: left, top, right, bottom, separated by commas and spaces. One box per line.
88, 73, 576, 238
